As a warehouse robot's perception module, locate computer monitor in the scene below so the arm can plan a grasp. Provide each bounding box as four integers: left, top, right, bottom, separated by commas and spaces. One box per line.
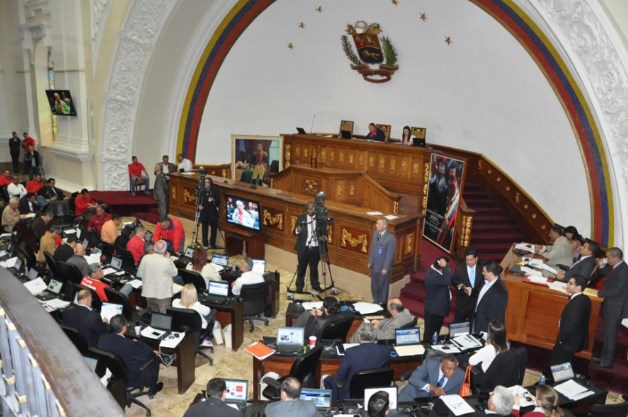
395, 328, 421, 345
212, 253, 229, 267
251, 259, 265, 274
277, 327, 304, 346
449, 322, 471, 337
184, 247, 194, 258
208, 281, 229, 297
224, 379, 248, 403
550, 362, 575, 383
150, 312, 172, 332
300, 388, 332, 410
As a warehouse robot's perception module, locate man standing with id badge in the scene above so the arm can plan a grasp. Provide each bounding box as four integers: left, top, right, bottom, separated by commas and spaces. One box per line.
369, 217, 396, 306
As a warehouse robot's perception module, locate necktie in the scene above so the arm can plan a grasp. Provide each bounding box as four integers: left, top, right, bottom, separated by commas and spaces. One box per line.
378, 233, 382, 241
469, 267, 475, 287
437, 375, 446, 387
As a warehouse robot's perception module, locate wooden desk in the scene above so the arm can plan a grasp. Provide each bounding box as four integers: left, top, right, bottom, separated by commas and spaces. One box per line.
252, 347, 421, 399
141, 332, 195, 394
199, 297, 244, 351
223, 224, 265, 258
500, 245, 602, 358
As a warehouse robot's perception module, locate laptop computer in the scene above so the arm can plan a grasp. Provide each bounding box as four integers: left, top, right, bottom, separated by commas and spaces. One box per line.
147, 312, 172, 339
103, 256, 123, 276
300, 388, 332, 411
449, 322, 471, 338
6, 257, 23, 275
276, 326, 305, 355
412, 137, 426, 147
27, 267, 39, 281
251, 259, 265, 275
207, 281, 229, 297
550, 362, 575, 383
36, 279, 64, 301
211, 253, 229, 271
224, 379, 248, 412
145, 230, 153, 242
296, 127, 307, 134
82, 238, 89, 250
394, 328, 424, 356
364, 386, 398, 411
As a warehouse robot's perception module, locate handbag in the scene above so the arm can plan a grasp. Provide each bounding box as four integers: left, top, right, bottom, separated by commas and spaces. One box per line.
459, 365, 473, 396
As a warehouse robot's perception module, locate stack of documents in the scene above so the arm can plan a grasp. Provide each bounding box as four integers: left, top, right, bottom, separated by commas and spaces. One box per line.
554, 379, 594, 400
439, 395, 475, 416
451, 334, 482, 349
515, 243, 536, 253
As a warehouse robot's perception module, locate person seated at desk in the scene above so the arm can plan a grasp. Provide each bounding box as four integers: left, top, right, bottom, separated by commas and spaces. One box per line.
323, 323, 390, 404
350, 297, 415, 343
97, 315, 163, 397
363, 390, 400, 417
187, 247, 221, 286
53, 234, 77, 262
62, 289, 110, 347
231, 256, 264, 297
1, 197, 22, 232
31, 210, 53, 240
74, 188, 97, 218
67, 243, 90, 277
398, 354, 464, 402
554, 241, 597, 282
81, 263, 133, 301
126, 225, 148, 265
468, 385, 515, 417
400, 126, 412, 146
101, 213, 121, 245
294, 296, 341, 339
265, 377, 322, 417
182, 377, 243, 417
7, 176, 27, 199
172, 284, 222, 347
19, 192, 39, 215
87, 204, 111, 235
153, 216, 186, 254
535, 224, 573, 269
38, 225, 63, 262
365, 123, 385, 142
513, 385, 563, 417
38, 177, 66, 202
468, 320, 510, 386
564, 226, 583, 261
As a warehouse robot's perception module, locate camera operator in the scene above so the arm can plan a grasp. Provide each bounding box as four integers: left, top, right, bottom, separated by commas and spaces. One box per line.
198, 176, 220, 249
293, 202, 322, 294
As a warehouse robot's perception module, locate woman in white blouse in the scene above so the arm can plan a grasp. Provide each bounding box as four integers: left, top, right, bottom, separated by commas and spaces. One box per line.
469, 320, 509, 373
172, 284, 223, 345
186, 247, 221, 285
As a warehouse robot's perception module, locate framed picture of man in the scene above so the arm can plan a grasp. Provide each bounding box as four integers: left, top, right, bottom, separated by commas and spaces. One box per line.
231, 135, 283, 186
423, 153, 466, 253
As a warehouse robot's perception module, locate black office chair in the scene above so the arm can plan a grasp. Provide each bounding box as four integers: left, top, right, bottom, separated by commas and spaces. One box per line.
320, 312, 355, 342
115, 246, 137, 275
240, 282, 269, 332
166, 307, 214, 366
50, 200, 74, 230
60, 324, 89, 356
587, 402, 628, 417
87, 347, 154, 416
348, 367, 394, 399
472, 347, 527, 393
398, 316, 419, 330
56, 260, 84, 284
178, 268, 207, 293
101, 242, 115, 264
72, 284, 102, 313
262, 345, 324, 401
43, 251, 59, 278
104, 287, 136, 322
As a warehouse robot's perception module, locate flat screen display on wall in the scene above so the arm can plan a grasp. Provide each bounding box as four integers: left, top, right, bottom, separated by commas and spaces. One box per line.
45, 90, 77, 116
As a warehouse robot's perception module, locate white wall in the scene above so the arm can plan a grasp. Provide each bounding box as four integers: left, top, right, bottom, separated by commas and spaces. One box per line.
196, 0, 590, 235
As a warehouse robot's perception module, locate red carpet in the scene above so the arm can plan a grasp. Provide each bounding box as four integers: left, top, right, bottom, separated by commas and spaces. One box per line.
90, 190, 158, 220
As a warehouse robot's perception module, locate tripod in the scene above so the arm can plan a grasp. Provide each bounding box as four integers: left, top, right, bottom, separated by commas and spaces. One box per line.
190, 172, 206, 249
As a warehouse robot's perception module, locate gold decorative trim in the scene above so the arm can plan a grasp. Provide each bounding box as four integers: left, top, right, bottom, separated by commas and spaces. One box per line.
339, 153, 344, 163
183, 188, 196, 204
330, 151, 335, 162
405, 233, 413, 255
369, 156, 375, 168
349, 185, 355, 196
303, 178, 318, 195
358, 154, 364, 165
394, 201, 399, 214
336, 184, 344, 197
378, 157, 385, 169
532, 213, 537, 219
349, 154, 354, 164
262, 210, 284, 230
413, 162, 420, 175
390, 159, 396, 171
340, 228, 368, 252
304, 148, 309, 158
459, 215, 472, 247
321, 149, 326, 160
401, 160, 407, 173
285, 144, 291, 168
295, 146, 300, 158
290, 216, 298, 231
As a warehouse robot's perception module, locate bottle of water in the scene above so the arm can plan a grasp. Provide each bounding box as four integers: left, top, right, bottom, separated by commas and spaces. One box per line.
432, 331, 439, 345
538, 374, 546, 386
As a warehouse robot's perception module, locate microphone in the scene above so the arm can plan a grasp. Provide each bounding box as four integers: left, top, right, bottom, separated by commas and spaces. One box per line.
310, 114, 316, 134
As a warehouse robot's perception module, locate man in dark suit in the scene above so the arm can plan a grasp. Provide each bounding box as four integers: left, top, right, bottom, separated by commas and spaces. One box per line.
97, 315, 163, 394
62, 289, 109, 347
551, 275, 592, 366
398, 354, 464, 401
593, 247, 628, 368
54, 235, 78, 262
183, 378, 242, 417
293, 202, 321, 293
37, 177, 66, 201
472, 262, 508, 334
18, 192, 39, 214
555, 240, 598, 282
452, 248, 484, 323
199, 176, 221, 249
323, 323, 390, 403
265, 377, 321, 417
369, 217, 396, 305
424, 257, 452, 342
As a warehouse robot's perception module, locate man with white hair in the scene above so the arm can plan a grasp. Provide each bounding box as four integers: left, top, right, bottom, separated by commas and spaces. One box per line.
470, 385, 515, 416
1, 197, 21, 232
139, 239, 177, 313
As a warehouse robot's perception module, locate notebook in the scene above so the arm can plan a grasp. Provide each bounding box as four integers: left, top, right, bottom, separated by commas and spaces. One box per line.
207, 281, 229, 297
551, 362, 575, 383
449, 322, 471, 338
300, 388, 332, 410
276, 326, 304, 355
36, 279, 63, 301
251, 259, 266, 275
394, 328, 425, 356
364, 386, 398, 411
224, 379, 248, 412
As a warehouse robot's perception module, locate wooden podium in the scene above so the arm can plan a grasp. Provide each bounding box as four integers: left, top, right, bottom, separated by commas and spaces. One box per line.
224, 224, 265, 259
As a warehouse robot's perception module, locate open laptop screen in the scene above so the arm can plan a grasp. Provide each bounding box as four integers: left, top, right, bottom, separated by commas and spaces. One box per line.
48, 279, 63, 294
224, 379, 248, 402
145, 231, 153, 242
300, 388, 332, 409
395, 328, 420, 345
111, 256, 123, 270
208, 281, 229, 297
277, 327, 304, 346
184, 247, 194, 258
364, 386, 398, 411
550, 362, 575, 383
150, 313, 172, 331
449, 322, 471, 337
251, 259, 265, 274
211, 253, 229, 267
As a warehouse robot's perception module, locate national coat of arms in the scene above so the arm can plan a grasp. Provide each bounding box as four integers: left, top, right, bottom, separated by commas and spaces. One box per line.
341, 21, 398, 83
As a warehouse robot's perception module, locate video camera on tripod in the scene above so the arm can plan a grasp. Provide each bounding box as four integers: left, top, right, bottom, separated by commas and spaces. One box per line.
314, 191, 333, 238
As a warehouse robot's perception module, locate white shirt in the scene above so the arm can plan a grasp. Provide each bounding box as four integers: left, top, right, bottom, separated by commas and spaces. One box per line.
172, 299, 211, 328
139, 253, 177, 299
8, 183, 26, 198
469, 344, 498, 372
306, 215, 318, 248
231, 270, 265, 296
178, 158, 193, 172
476, 277, 498, 308
186, 262, 221, 286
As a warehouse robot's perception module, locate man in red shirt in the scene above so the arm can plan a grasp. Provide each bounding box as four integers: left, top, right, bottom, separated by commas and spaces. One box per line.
26, 173, 45, 194
128, 156, 150, 196
75, 188, 97, 217
153, 216, 186, 254
22, 132, 36, 152
127, 225, 148, 265
80, 264, 110, 302
0, 170, 11, 187
87, 204, 112, 234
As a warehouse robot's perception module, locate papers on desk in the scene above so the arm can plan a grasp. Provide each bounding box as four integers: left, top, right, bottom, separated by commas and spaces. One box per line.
394, 344, 425, 357
622, 318, 628, 329
41, 297, 70, 310
301, 301, 323, 310
84, 253, 102, 265
439, 395, 475, 416
548, 281, 568, 294
22, 213, 36, 219
127, 279, 142, 289
431, 344, 461, 354
521, 267, 543, 277
336, 343, 359, 356
515, 243, 536, 253
140, 326, 167, 339
366, 211, 383, 216
159, 332, 185, 348
384, 215, 398, 221
3, 256, 18, 268
100, 303, 123, 321
211, 263, 224, 272
24, 278, 47, 295
0, 233, 12, 239
451, 334, 482, 350
553, 379, 593, 400
352, 302, 383, 315
508, 385, 535, 408
102, 267, 118, 276
526, 275, 548, 284
528, 259, 558, 275
244, 342, 276, 360
173, 283, 183, 294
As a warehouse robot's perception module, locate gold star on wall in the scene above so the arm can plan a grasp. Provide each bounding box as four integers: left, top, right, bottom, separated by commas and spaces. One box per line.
445, 36, 452, 45
420, 12, 427, 22
298, 21, 305, 29
288, 42, 295, 49
316, 5, 322, 13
